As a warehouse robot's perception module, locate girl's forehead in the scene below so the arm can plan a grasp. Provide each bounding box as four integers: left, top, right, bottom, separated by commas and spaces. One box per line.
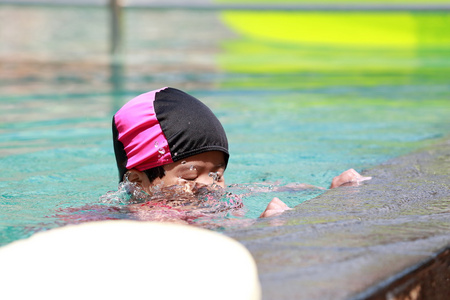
170, 151, 226, 169
184, 151, 225, 163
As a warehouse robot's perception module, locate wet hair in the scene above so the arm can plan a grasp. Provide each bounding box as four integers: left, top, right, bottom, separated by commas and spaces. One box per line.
143, 166, 166, 183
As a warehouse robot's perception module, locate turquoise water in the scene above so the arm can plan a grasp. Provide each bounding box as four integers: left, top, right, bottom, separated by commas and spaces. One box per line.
1, 5, 449, 246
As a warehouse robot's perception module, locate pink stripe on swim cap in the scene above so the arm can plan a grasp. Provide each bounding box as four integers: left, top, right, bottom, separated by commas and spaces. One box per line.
114, 87, 173, 171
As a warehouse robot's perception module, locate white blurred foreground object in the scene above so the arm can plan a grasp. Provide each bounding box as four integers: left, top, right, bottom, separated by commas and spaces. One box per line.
0, 221, 261, 300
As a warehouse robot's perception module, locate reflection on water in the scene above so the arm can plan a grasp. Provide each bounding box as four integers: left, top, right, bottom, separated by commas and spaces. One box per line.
0, 5, 449, 247
219, 11, 450, 88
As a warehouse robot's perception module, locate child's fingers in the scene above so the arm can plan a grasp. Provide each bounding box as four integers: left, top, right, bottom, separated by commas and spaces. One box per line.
330, 169, 372, 188
259, 197, 291, 218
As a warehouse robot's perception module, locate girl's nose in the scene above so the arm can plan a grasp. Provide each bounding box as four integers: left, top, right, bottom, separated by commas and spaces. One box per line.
195, 175, 214, 188
195, 174, 225, 189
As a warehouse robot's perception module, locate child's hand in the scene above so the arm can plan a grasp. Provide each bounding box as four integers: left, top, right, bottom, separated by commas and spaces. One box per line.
330, 169, 372, 189
260, 197, 291, 218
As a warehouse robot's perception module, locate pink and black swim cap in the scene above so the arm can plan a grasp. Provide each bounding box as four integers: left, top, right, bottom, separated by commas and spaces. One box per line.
113, 87, 229, 181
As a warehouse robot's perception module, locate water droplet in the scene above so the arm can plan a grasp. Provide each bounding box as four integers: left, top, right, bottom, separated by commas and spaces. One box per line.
154, 141, 159, 148
189, 165, 196, 171
181, 161, 187, 164
209, 172, 219, 182
158, 148, 165, 155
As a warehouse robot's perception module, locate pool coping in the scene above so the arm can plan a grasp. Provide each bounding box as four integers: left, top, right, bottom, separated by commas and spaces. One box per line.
354, 246, 450, 300
226, 137, 450, 300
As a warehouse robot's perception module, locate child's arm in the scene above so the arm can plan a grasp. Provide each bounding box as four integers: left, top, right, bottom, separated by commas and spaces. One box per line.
260, 169, 371, 218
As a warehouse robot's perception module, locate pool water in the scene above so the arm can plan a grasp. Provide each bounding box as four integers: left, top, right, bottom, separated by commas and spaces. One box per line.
0, 5, 449, 246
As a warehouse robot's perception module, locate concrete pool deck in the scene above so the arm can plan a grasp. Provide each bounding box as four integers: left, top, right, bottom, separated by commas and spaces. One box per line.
227, 138, 450, 300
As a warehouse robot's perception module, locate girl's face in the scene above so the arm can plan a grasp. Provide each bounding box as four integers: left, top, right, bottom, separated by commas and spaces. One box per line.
149, 151, 226, 190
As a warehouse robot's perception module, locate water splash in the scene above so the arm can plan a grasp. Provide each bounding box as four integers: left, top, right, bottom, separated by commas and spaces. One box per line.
99, 180, 146, 204
209, 171, 220, 182
51, 180, 321, 231
99, 180, 246, 225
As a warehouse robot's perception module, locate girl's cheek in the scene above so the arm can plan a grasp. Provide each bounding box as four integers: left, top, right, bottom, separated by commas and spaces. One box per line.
217, 180, 226, 188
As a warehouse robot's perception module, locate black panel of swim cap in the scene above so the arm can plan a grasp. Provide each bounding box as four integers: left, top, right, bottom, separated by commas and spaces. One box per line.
112, 115, 128, 182
154, 87, 229, 166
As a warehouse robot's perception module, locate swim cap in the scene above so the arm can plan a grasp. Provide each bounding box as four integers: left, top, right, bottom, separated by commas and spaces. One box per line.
113, 87, 229, 181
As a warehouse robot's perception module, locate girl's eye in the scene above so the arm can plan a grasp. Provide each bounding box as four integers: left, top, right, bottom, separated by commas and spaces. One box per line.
179, 165, 198, 181
179, 175, 197, 181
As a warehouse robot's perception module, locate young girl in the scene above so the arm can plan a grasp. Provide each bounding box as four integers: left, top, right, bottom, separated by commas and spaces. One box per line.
111, 87, 370, 220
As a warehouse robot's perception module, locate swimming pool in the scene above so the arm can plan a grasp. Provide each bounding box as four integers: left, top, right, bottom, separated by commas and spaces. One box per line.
0, 4, 449, 247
